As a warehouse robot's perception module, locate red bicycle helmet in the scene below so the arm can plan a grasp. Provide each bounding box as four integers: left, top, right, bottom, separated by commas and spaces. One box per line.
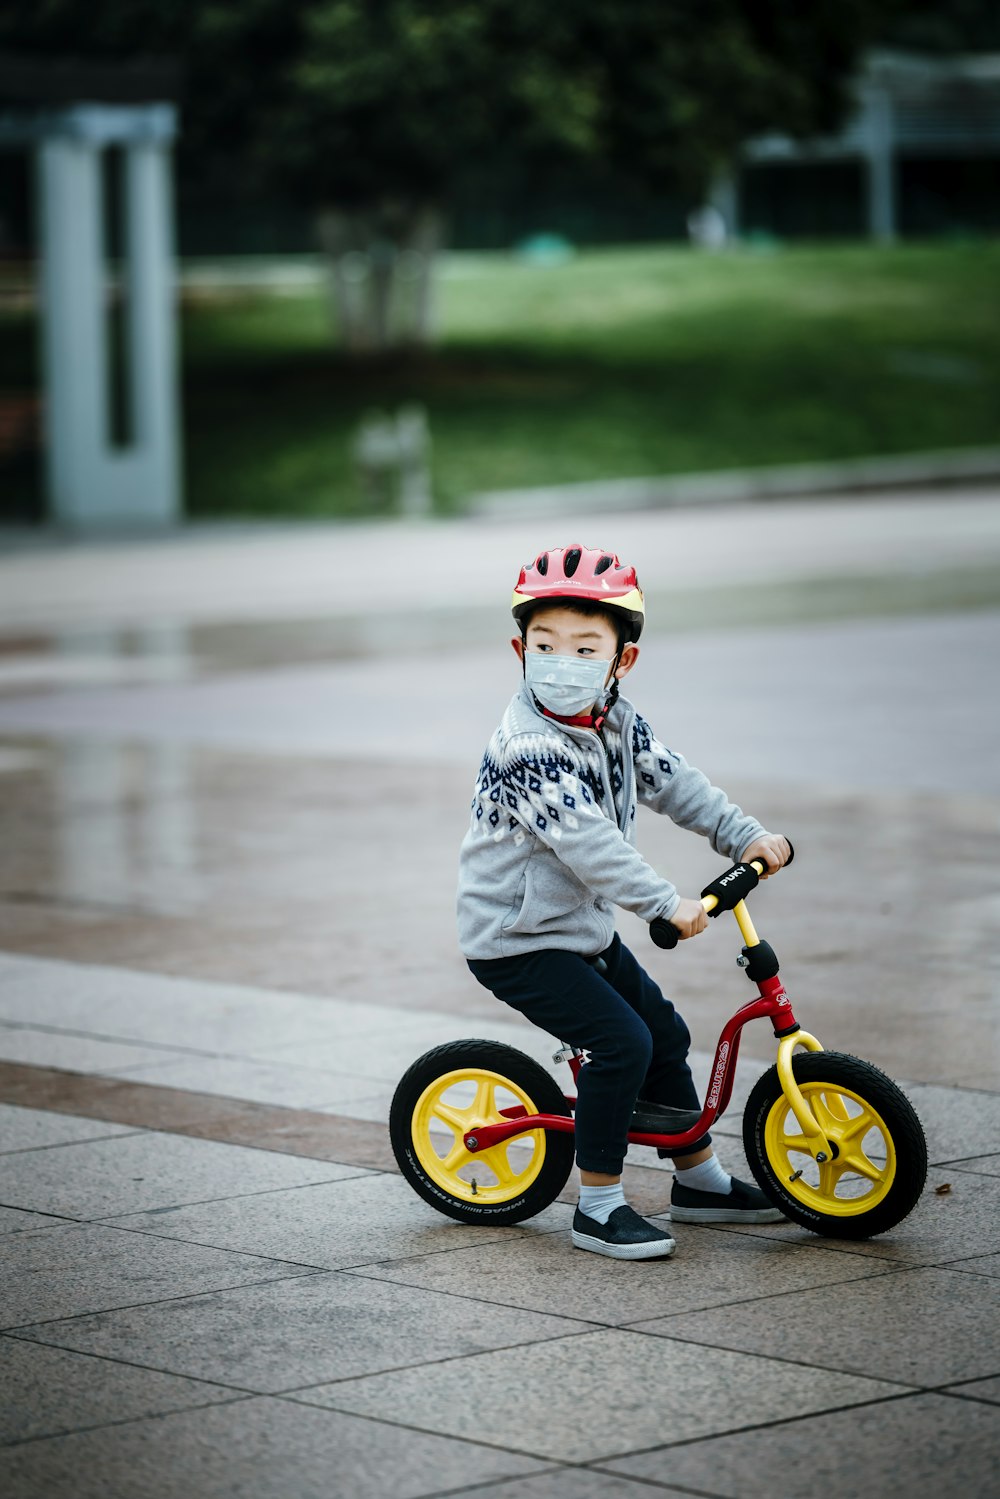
511, 545, 645, 642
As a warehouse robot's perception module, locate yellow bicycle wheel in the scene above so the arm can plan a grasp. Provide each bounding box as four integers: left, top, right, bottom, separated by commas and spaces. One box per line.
765, 1081, 897, 1215
390, 1039, 575, 1225
744, 1051, 927, 1239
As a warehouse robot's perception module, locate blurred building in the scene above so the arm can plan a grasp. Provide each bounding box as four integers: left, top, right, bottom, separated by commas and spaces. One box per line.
731, 50, 1000, 243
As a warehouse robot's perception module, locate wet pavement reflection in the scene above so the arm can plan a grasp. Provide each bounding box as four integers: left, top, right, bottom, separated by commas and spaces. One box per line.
0, 596, 996, 1085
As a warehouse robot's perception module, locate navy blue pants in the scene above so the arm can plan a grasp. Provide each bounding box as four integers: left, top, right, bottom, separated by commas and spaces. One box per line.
467, 933, 711, 1175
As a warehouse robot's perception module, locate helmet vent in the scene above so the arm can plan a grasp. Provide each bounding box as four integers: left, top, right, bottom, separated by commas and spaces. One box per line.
595, 554, 614, 575
563, 546, 582, 577
535, 553, 548, 575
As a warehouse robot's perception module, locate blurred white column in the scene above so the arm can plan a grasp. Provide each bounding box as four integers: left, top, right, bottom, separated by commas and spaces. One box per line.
37, 133, 108, 520
36, 105, 181, 529
863, 83, 896, 243
125, 135, 182, 520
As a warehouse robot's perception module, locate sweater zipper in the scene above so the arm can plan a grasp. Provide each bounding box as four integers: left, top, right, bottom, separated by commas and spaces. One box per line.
617, 706, 636, 834
593, 730, 616, 827
598, 707, 635, 836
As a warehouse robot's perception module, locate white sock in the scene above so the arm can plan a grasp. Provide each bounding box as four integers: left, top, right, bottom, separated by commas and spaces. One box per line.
673, 1156, 732, 1196
578, 1183, 627, 1224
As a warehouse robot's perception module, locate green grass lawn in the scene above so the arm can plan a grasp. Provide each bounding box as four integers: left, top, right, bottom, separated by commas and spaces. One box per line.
3, 240, 999, 520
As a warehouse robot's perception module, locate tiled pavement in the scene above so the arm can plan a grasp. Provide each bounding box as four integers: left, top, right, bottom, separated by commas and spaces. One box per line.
1, 955, 998, 1498
1, 495, 999, 1496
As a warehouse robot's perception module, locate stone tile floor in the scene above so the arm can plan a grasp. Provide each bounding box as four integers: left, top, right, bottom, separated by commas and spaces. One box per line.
1, 959, 998, 1498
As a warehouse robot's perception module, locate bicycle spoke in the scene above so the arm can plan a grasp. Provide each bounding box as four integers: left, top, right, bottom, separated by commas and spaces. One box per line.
811, 1089, 850, 1131
441, 1138, 471, 1173
839, 1148, 887, 1184
432, 1099, 470, 1134
839, 1109, 879, 1146
479, 1144, 516, 1187
473, 1076, 495, 1121
817, 1158, 838, 1197
827, 1089, 852, 1121
779, 1131, 814, 1156
788, 1101, 829, 1141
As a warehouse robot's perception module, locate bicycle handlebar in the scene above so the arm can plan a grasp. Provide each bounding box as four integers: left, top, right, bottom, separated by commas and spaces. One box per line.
649, 843, 794, 950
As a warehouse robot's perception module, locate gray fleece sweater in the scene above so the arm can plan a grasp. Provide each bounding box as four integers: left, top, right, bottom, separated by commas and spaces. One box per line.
457, 683, 766, 960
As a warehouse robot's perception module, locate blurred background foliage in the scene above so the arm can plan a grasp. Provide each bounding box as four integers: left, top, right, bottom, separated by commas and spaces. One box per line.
148, 242, 1000, 516
1, 1, 999, 520
2, 1, 908, 209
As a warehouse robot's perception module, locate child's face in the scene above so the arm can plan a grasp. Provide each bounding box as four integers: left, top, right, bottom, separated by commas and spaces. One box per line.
511, 605, 639, 686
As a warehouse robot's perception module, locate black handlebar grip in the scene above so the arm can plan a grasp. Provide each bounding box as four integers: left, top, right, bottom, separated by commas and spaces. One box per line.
752, 838, 796, 875
650, 917, 680, 950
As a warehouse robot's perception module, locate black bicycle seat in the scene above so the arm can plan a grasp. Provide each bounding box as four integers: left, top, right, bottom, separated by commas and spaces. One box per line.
630, 1100, 704, 1134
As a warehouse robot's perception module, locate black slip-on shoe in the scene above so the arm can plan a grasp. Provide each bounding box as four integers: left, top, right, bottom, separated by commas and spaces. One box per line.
669, 1176, 785, 1224
571, 1204, 676, 1260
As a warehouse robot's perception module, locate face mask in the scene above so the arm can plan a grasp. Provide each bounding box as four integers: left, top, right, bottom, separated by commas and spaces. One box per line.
524, 651, 614, 717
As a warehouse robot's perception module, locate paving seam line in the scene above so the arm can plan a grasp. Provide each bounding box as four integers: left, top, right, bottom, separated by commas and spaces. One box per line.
0, 1061, 704, 1209
0, 1060, 398, 1170
580, 1386, 932, 1463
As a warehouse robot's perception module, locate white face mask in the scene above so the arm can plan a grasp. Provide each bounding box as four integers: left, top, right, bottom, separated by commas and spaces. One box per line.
524, 651, 614, 717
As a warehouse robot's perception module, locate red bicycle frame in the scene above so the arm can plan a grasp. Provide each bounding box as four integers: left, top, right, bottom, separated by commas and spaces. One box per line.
463, 976, 798, 1156
462, 867, 799, 1158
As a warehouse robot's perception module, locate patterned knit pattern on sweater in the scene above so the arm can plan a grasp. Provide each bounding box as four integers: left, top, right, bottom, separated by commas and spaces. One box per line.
456, 684, 765, 959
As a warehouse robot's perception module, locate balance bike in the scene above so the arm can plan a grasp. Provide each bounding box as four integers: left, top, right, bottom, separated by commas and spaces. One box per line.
390, 858, 928, 1239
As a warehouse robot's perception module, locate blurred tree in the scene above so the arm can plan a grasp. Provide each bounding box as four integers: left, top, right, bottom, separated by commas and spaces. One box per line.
261, 1, 900, 348
3, 0, 904, 350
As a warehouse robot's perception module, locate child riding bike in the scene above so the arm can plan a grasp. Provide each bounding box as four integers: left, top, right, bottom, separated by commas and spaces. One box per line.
456, 544, 792, 1260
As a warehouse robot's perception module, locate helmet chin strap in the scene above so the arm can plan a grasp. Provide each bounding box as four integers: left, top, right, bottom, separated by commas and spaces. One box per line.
586, 652, 621, 729
603, 652, 622, 712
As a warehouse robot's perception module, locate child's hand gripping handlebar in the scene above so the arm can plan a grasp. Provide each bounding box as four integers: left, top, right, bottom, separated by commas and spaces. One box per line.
650, 844, 795, 950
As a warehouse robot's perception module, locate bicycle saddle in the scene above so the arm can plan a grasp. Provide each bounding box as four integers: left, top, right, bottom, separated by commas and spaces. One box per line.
630, 1100, 704, 1134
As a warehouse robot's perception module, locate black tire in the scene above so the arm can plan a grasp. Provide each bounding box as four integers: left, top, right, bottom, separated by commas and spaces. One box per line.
743, 1051, 927, 1239
389, 1039, 575, 1225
